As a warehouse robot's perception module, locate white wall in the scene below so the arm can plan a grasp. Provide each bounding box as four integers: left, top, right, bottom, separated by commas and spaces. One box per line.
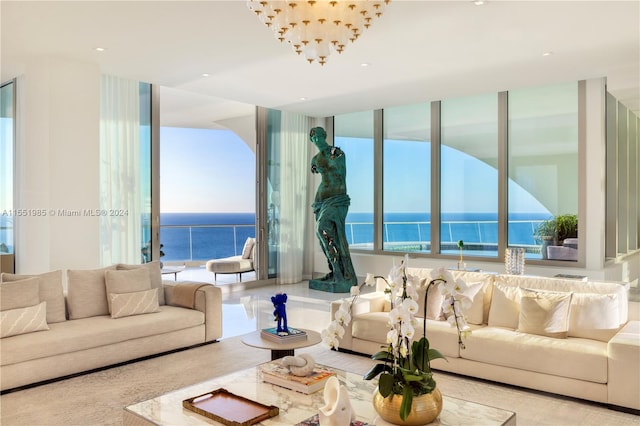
15, 58, 100, 274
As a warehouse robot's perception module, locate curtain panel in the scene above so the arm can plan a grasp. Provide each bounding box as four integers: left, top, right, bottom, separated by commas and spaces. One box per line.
99, 75, 142, 265
277, 112, 311, 284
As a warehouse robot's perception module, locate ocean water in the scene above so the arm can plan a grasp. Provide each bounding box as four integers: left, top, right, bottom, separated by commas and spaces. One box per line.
160, 212, 549, 262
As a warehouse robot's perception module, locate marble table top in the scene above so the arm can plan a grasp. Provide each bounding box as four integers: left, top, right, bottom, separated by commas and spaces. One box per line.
124, 364, 516, 426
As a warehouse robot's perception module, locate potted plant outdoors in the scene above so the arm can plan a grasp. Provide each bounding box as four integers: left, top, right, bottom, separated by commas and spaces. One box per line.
534, 218, 556, 260
555, 214, 578, 244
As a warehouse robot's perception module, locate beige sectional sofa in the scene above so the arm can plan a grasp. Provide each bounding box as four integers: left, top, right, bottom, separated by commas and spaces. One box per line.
331, 268, 640, 411
0, 261, 222, 392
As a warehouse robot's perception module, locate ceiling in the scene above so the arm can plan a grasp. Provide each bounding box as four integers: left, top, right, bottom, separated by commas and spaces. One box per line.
2, 1, 639, 129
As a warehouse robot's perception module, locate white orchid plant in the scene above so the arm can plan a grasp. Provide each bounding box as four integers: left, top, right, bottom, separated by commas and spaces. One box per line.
322, 255, 472, 421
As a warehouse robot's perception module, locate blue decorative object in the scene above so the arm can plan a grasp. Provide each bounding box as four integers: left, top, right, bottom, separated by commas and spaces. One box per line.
271, 293, 289, 333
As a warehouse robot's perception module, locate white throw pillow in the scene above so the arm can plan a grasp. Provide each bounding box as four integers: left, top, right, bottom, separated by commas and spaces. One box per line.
458, 282, 485, 325
518, 288, 572, 338
110, 288, 159, 319
105, 268, 152, 313
1, 301, 49, 338
241, 237, 256, 259
568, 293, 620, 341
415, 278, 445, 320
487, 282, 520, 329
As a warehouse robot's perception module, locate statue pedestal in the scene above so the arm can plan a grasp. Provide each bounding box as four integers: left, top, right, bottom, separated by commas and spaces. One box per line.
309, 278, 352, 293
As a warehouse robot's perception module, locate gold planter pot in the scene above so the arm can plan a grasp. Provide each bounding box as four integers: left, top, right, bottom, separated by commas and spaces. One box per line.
373, 387, 443, 426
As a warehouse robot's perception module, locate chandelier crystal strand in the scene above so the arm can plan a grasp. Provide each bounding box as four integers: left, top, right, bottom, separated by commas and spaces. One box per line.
247, 0, 390, 65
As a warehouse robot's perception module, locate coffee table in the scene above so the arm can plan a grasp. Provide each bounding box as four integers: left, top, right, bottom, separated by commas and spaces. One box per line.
123, 364, 516, 425
241, 329, 322, 360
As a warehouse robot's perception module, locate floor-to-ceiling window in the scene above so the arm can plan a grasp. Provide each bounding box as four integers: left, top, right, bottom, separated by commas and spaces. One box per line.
335, 111, 375, 250
0, 81, 14, 268
383, 103, 431, 253
440, 94, 499, 258
508, 82, 579, 261
338, 80, 584, 265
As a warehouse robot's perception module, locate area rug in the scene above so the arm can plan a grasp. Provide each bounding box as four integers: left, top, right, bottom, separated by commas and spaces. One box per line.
0, 337, 637, 426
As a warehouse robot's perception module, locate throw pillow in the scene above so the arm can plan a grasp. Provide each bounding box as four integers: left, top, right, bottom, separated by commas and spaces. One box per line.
568, 293, 620, 341
1, 301, 49, 338
415, 277, 445, 320
1, 270, 66, 323
457, 281, 485, 325
487, 282, 520, 329
518, 288, 572, 338
241, 237, 256, 259
0, 277, 40, 311
117, 260, 165, 305
67, 265, 117, 320
110, 288, 159, 319
105, 268, 152, 313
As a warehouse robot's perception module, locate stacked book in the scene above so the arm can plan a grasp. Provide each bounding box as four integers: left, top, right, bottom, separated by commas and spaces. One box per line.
260, 327, 307, 343
259, 360, 336, 394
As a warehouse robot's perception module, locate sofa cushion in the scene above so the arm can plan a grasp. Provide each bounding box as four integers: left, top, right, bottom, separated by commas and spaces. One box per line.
451, 271, 495, 323
462, 326, 608, 383
569, 293, 621, 342
351, 312, 467, 358
0, 305, 204, 366
1, 301, 49, 338
241, 237, 256, 259
455, 281, 484, 325
105, 268, 151, 312
1, 271, 66, 323
0, 277, 40, 311
518, 288, 572, 338
67, 266, 117, 320
415, 277, 444, 320
487, 282, 520, 329
495, 274, 628, 324
110, 288, 159, 319
117, 260, 165, 305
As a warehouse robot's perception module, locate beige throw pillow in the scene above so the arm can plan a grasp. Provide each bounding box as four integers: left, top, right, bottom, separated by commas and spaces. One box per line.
1, 301, 49, 338
415, 278, 445, 320
117, 260, 165, 305
105, 268, 152, 313
487, 282, 521, 329
2, 270, 66, 323
241, 237, 256, 259
458, 282, 485, 325
110, 288, 159, 319
67, 266, 116, 319
0, 277, 40, 311
518, 288, 572, 338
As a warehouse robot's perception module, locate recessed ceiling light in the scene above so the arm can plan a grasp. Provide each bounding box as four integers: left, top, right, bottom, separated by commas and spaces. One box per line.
473, 0, 486, 5
360, 63, 370, 67
94, 47, 106, 52
299, 97, 307, 101
542, 51, 554, 57
201, 73, 210, 77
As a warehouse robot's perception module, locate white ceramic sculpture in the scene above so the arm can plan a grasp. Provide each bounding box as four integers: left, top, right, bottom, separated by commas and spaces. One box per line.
318, 376, 355, 426
281, 353, 315, 376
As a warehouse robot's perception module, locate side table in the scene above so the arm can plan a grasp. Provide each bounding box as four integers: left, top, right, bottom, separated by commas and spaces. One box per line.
241, 328, 322, 360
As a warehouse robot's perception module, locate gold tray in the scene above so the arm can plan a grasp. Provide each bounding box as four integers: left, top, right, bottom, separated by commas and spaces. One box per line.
183, 388, 279, 426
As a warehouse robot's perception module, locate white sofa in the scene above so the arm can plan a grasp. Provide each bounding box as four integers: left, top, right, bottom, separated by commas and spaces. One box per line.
0, 261, 222, 391
331, 268, 640, 411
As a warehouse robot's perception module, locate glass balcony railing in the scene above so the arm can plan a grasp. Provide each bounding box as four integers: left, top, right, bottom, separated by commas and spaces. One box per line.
160, 224, 255, 262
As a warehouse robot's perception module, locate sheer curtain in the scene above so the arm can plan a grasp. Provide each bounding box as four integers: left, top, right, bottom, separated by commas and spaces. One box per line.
99, 75, 142, 265
277, 112, 311, 284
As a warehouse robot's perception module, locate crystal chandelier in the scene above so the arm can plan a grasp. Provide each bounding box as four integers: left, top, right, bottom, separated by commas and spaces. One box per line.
247, 0, 390, 65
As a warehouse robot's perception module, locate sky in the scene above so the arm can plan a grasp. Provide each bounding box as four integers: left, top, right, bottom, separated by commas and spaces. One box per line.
160, 128, 548, 216
160, 127, 255, 213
